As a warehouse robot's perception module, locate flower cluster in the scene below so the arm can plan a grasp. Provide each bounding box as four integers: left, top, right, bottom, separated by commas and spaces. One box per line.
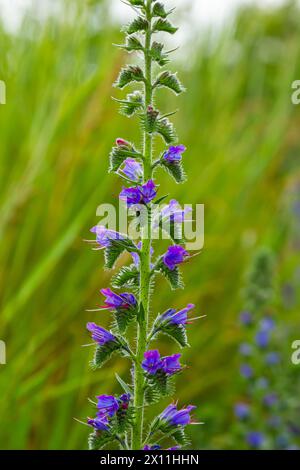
82, 0, 200, 450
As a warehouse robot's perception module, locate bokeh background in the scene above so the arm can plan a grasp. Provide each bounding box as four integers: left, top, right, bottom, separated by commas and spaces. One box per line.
0, 0, 300, 450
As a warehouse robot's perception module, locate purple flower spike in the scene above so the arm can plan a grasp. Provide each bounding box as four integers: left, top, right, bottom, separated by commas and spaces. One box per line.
161, 304, 195, 326
87, 414, 109, 431
121, 158, 143, 182
160, 403, 196, 428
90, 225, 124, 248
163, 245, 189, 271
142, 350, 162, 375
97, 395, 119, 417
163, 145, 186, 163
247, 432, 264, 449
100, 288, 137, 311
120, 179, 157, 206
162, 354, 182, 375
234, 403, 250, 420
87, 322, 116, 346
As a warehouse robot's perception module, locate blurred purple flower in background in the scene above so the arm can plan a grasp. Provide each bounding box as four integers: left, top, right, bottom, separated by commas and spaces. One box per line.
240, 364, 253, 379
234, 403, 250, 420
239, 311, 253, 326
247, 431, 265, 449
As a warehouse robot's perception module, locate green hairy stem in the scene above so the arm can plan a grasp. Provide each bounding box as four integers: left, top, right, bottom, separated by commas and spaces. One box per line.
132, 0, 153, 450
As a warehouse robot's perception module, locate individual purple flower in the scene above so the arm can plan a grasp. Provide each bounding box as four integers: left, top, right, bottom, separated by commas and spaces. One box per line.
167, 446, 181, 450
160, 304, 195, 326
121, 158, 143, 182
119, 393, 131, 410
266, 352, 280, 365
162, 354, 182, 375
247, 431, 264, 449
90, 225, 124, 248
155, 199, 192, 228
234, 403, 250, 420
239, 311, 253, 326
239, 343, 253, 357
160, 403, 196, 428
87, 413, 109, 431
163, 245, 189, 271
263, 393, 278, 408
255, 330, 269, 349
142, 350, 162, 375
260, 316, 275, 332
120, 180, 157, 206
257, 377, 269, 389
100, 288, 137, 311
97, 395, 119, 417
268, 416, 281, 429
143, 445, 162, 450
240, 364, 253, 379
87, 322, 116, 346
163, 145, 186, 163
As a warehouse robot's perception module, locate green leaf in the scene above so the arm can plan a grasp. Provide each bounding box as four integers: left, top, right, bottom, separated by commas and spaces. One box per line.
90, 341, 121, 369
156, 261, 184, 290
155, 117, 177, 144
161, 323, 189, 348
129, 0, 145, 6
114, 65, 145, 89
120, 35, 144, 52
150, 42, 170, 67
114, 306, 137, 333
124, 16, 148, 35
88, 431, 114, 450
109, 143, 142, 172
171, 428, 191, 447
152, 2, 168, 18
146, 373, 175, 397
145, 385, 161, 405
116, 406, 135, 434
154, 71, 185, 95
161, 159, 187, 183
153, 18, 178, 34
115, 373, 132, 395
104, 237, 138, 269
111, 264, 140, 290
114, 91, 144, 117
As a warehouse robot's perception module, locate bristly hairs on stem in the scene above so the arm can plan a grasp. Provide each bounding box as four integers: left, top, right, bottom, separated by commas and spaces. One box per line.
82, 0, 202, 451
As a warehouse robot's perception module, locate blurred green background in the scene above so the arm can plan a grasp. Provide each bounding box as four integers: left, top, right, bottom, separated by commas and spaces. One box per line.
0, 0, 300, 450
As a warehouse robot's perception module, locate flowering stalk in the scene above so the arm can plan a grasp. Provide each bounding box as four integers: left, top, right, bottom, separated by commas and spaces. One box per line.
83, 0, 199, 450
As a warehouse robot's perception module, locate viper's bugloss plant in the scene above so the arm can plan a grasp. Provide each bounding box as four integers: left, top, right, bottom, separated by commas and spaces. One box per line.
82, 0, 200, 450
234, 249, 300, 450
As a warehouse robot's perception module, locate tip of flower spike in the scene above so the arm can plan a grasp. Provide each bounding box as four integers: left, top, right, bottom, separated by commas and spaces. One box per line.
116, 138, 130, 147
